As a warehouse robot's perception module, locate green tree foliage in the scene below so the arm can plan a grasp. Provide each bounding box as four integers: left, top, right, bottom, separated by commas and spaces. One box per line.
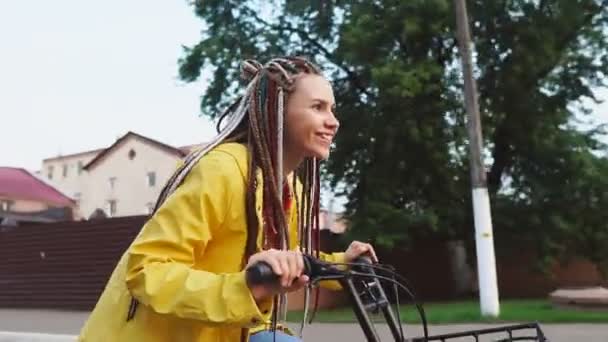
179, 0, 608, 272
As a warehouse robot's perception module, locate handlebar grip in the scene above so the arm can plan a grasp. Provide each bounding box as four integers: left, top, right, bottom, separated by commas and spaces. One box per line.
245, 261, 279, 285
352, 255, 376, 274
246, 254, 319, 286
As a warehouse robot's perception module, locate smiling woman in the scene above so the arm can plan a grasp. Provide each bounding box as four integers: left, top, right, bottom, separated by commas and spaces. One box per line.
284, 73, 339, 166
77, 57, 376, 342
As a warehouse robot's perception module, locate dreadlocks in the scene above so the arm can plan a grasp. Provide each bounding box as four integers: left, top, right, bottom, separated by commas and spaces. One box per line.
225, 57, 323, 261
128, 57, 326, 336
218, 57, 324, 334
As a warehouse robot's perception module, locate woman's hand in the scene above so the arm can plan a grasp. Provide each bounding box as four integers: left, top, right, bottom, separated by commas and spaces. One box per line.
245, 249, 309, 302
344, 240, 378, 263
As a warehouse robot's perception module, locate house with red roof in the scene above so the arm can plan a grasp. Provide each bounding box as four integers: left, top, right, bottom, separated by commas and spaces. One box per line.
0, 167, 75, 225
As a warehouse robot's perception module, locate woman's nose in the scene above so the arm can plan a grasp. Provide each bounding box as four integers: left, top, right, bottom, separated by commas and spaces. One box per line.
326, 112, 339, 132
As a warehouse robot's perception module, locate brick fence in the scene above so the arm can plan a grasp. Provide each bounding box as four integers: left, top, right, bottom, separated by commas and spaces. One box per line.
0, 217, 344, 311
0, 218, 605, 311
372, 241, 606, 300
0, 216, 142, 310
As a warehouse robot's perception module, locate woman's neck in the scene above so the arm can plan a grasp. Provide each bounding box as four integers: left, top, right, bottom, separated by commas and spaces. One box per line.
282, 148, 304, 178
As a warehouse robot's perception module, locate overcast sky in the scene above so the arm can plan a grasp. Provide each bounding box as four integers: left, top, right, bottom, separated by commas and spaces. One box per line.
1, 0, 215, 171
1, 1, 607, 172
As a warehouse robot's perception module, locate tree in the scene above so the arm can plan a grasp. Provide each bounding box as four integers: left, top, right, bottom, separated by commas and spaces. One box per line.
179, 0, 608, 272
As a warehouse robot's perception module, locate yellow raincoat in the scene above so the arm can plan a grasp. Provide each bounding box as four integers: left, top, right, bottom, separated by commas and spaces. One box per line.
78, 142, 345, 342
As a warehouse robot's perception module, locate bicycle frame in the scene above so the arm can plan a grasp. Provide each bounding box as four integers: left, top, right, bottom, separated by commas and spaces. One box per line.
340, 275, 402, 341
247, 255, 549, 341
337, 260, 549, 342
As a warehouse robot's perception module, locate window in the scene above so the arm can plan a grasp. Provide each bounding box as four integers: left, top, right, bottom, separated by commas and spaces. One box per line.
128, 149, 136, 160
109, 177, 117, 189
77, 161, 84, 175
146, 172, 156, 187
47, 165, 54, 180
145, 202, 154, 214
106, 200, 117, 217
74, 192, 81, 207
62, 164, 68, 178
0, 200, 14, 211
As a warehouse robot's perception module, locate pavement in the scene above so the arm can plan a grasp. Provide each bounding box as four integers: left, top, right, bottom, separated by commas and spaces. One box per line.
0, 309, 606, 341
0, 332, 74, 342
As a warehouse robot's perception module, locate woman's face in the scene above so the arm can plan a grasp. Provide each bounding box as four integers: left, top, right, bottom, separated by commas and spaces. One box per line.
284, 74, 339, 161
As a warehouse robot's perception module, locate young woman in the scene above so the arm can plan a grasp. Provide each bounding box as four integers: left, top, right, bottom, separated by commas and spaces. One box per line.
78, 57, 376, 342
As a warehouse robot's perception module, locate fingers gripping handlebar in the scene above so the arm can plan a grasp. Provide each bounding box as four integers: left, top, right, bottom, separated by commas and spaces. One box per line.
245, 254, 355, 286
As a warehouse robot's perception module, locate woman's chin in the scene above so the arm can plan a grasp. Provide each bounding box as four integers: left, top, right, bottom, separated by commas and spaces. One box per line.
310, 148, 331, 160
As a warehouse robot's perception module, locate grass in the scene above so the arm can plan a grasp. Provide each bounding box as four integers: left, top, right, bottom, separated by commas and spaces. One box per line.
286, 299, 608, 324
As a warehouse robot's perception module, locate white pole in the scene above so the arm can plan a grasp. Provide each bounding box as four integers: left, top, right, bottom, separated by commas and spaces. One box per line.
472, 188, 500, 316
453, 0, 500, 316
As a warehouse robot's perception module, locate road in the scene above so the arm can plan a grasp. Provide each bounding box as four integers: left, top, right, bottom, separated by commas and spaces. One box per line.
0, 309, 606, 341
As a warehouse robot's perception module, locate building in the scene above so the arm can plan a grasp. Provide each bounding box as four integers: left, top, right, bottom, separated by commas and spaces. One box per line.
41, 131, 200, 219
319, 208, 347, 233
0, 167, 75, 225
40, 131, 350, 228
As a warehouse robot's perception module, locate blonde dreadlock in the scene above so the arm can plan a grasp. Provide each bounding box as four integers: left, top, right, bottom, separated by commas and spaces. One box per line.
127, 57, 325, 338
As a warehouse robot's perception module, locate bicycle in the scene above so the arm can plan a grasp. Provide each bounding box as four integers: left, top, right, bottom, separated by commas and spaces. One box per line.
247, 254, 549, 342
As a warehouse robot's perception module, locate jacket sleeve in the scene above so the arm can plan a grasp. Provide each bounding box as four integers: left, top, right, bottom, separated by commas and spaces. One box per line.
316, 252, 346, 290
125, 151, 272, 327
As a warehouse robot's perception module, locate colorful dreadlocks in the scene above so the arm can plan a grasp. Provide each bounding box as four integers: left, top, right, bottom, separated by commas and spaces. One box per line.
127, 57, 325, 337
224, 57, 323, 261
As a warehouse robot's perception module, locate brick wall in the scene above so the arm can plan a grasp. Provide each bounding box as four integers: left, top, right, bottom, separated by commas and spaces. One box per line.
373, 241, 606, 300
1, 219, 604, 312
0, 217, 344, 311
0, 216, 142, 310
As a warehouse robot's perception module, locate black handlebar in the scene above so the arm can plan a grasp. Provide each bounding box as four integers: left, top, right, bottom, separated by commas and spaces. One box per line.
246, 254, 360, 286
245, 255, 307, 285
245, 261, 278, 285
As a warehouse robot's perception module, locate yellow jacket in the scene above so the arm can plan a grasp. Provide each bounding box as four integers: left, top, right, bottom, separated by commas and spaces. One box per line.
78, 143, 345, 342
